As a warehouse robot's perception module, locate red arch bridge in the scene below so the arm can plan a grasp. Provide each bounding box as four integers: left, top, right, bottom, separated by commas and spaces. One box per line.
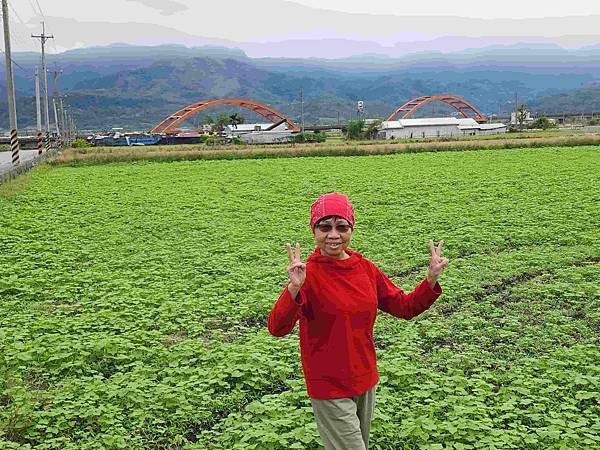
386, 94, 487, 123
150, 98, 301, 134
150, 95, 488, 134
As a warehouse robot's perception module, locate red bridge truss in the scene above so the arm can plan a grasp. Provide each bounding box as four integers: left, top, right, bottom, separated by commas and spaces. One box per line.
386, 95, 487, 123
151, 98, 300, 134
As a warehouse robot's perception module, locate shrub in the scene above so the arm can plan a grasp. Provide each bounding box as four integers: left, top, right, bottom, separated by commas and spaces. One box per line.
71, 139, 91, 148
292, 132, 326, 143
345, 120, 365, 140
205, 136, 229, 146
528, 117, 556, 130
588, 118, 600, 126
363, 120, 383, 140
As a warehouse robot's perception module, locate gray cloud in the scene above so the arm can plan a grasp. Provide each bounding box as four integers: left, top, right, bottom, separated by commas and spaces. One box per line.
124, 0, 188, 15
9, 0, 600, 57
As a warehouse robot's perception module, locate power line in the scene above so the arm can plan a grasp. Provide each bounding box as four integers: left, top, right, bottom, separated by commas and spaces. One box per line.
7, 1, 24, 24
6, 1, 32, 46
1, 3, 40, 59
25, 0, 57, 54
9, 25, 30, 48
32, 21, 53, 133
33, 0, 45, 19
26, 0, 38, 16
0, 9, 33, 78
28, 0, 58, 55
0, 47, 32, 76
0, 14, 28, 46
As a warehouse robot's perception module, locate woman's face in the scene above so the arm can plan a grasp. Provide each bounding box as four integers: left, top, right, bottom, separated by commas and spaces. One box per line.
313, 216, 353, 259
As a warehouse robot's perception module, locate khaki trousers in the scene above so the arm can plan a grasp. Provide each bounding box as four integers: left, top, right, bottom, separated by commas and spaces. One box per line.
310, 386, 376, 450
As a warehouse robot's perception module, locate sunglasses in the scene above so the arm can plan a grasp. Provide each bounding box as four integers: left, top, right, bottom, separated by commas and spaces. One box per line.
315, 223, 352, 233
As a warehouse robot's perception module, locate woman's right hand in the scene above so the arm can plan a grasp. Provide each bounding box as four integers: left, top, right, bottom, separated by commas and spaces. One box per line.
286, 242, 306, 290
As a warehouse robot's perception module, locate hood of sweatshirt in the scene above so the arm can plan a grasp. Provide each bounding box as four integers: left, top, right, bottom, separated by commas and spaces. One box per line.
306, 247, 363, 270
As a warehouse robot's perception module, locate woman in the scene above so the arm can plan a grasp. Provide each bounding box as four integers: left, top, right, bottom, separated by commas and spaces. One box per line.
268, 192, 448, 450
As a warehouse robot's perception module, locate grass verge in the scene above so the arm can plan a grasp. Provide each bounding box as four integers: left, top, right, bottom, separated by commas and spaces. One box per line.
52, 133, 600, 166
0, 166, 48, 200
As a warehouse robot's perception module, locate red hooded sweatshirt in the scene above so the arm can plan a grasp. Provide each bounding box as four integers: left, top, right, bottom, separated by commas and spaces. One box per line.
268, 248, 442, 399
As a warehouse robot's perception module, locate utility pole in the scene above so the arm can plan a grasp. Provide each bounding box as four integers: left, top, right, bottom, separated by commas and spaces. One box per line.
300, 89, 304, 136
32, 22, 54, 146
60, 98, 68, 145
35, 68, 42, 131
52, 99, 61, 147
68, 114, 73, 141
52, 69, 63, 143
35, 68, 43, 154
2, 0, 21, 165
514, 92, 518, 131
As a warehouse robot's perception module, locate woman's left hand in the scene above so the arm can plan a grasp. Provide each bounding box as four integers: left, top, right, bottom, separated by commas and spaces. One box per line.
427, 240, 449, 287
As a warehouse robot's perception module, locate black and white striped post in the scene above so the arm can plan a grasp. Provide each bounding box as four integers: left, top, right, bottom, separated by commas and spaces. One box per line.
37, 131, 43, 155
10, 128, 20, 165
44, 132, 51, 152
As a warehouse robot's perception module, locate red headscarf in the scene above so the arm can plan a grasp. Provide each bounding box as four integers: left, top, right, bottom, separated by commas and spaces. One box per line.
310, 192, 355, 229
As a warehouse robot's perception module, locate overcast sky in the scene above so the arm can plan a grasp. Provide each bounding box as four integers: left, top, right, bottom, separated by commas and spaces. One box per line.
7, 0, 600, 54
289, 0, 600, 18
13, 0, 600, 22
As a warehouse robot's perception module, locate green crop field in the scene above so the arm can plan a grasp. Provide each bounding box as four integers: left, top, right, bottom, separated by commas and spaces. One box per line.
1, 146, 599, 449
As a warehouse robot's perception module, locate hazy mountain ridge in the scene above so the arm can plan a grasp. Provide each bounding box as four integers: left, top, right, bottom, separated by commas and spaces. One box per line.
2, 44, 600, 131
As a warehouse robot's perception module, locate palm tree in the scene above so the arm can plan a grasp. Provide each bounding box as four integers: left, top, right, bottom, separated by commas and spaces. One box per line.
215, 114, 230, 134
517, 104, 528, 131
229, 113, 245, 130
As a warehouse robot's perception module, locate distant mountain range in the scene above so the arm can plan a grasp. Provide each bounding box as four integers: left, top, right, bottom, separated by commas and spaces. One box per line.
1, 44, 600, 131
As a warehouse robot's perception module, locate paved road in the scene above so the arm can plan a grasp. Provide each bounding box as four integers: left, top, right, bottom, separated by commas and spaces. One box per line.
0, 150, 39, 177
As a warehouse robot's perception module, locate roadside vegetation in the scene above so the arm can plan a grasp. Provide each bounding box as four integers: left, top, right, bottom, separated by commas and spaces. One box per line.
51, 132, 600, 166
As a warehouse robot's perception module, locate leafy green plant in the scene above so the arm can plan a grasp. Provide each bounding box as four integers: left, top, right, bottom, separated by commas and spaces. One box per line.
205, 136, 229, 146
292, 132, 326, 144
71, 139, 91, 148
345, 119, 365, 140
528, 116, 557, 130
1, 146, 598, 448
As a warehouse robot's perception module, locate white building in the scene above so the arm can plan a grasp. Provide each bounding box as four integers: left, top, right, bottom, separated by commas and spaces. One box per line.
377, 117, 507, 139
224, 122, 295, 144
225, 123, 289, 136
239, 130, 294, 144
510, 111, 536, 126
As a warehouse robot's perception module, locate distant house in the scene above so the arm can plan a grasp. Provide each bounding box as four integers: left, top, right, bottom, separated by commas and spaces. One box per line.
223, 122, 294, 143
224, 123, 289, 136
510, 111, 535, 126
377, 117, 507, 139
216, 122, 295, 143
239, 130, 294, 144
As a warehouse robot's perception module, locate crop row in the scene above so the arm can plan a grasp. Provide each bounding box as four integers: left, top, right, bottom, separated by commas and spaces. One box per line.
1, 146, 598, 448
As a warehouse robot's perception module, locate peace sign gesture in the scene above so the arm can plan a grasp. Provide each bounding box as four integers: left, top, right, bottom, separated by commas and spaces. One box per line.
427, 240, 449, 286
286, 242, 306, 289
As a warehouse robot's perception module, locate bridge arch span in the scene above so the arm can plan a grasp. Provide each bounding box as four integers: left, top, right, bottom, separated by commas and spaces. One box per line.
386, 95, 487, 123
151, 98, 300, 134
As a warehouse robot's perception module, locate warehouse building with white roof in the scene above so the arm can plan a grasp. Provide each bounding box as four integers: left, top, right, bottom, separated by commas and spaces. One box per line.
224, 123, 294, 143
377, 117, 507, 139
